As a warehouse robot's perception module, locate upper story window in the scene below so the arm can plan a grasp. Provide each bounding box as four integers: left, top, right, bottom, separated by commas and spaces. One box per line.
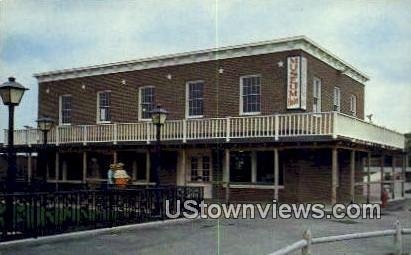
350, 94, 357, 117
186, 80, 204, 118
333, 86, 341, 112
139, 86, 155, 120
59, 95, 72, 125
97, 91, 111, 123
240, 75, 261, 115
313, 77, 322, 113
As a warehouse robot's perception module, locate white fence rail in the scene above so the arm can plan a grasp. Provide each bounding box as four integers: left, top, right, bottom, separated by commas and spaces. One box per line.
3, 112, 405, 149
269, 220, 410, 255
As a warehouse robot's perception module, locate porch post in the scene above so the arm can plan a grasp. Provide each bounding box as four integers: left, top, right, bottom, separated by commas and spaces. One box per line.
380, 153, 385, 202
132, 160, 137, 181
367, 152, 371, 203
182, 148, 186, 186
55, 152, 59, 181
274, 148, 279, 201
224, 148, 230, 202
82, 151, 87, 183
350, 150, 355, 203
27, 153, 32, 182
176, 148, 186, 186
331, 147, 338, 204
113, 151, 118, 163
391, 155, 396, 199
146, 150, 151, 184
402, 153, 408, 198
251, 151, 257, 183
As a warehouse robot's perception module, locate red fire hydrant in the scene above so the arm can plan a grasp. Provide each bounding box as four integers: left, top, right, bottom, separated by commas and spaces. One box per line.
381, 189, 389, 208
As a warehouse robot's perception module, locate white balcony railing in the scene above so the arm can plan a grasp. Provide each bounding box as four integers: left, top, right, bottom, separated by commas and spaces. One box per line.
3, 112, 405, 149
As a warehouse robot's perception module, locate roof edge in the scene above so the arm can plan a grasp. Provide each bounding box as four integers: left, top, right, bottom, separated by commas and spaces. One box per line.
33, 35, 369, 84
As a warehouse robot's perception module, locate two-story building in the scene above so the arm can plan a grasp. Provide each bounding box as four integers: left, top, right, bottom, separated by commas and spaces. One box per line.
4, 36, 406, 204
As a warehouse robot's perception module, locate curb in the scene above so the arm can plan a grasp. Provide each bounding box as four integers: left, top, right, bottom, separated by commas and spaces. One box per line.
0, 218, 194, 250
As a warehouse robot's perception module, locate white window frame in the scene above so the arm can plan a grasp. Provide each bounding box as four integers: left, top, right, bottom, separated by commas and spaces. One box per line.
59, 94, 72, 126
239, 74, 261, 115
96, 90, 112, 124
187, 153, 212, 183
350, 94, 357, 117
333, 86, 341, 112
313, 77, 322, 113
138, 86, 155, 121
185, 80, 204, 119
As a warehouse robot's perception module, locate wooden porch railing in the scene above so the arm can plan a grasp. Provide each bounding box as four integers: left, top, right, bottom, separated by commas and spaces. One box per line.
4, 112, 405, 149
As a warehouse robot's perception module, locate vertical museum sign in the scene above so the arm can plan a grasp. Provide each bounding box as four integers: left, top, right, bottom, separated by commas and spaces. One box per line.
287, 56, 307, 110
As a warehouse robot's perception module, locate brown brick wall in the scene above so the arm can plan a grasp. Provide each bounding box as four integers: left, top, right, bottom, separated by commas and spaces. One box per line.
38, 50, 365, 124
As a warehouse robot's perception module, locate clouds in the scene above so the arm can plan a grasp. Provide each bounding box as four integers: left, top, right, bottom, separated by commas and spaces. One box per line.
0, 0, 410, 140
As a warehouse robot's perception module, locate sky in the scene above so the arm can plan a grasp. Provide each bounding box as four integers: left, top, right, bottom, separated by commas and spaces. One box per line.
0, 0, 410, 142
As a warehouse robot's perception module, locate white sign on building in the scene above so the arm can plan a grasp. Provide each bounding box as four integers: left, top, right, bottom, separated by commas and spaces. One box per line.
287, 56, 307, 110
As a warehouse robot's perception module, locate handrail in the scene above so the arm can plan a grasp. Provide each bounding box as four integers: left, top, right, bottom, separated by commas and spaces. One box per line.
268, 220, 409, 255
4, 112, 405, 149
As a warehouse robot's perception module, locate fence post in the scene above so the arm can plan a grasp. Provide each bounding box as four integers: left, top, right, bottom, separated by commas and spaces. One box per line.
332, 111, 338, 139
55, 127, 60, 146
183, 119, 187, 143
226, 117, 230, 142
394, 220, 402, 255
274, 115, 279, 141
113, 123, 118, 145
302, 229, 312, 255
83, 126, 88, 145
146, 122, 151, 144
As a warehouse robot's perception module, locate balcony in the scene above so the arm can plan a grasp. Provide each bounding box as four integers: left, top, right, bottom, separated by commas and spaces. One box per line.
4, 112, 405, 149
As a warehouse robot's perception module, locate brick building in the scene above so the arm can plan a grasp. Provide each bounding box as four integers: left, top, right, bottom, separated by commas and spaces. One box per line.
4, 36, 406, 203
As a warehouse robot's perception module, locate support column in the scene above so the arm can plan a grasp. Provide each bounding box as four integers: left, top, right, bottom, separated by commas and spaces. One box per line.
223, 149, 230, 202
392, 155, 396, 199
367, 152, 371, 203
27, 153, 32, 183
380, 153, 385, 201
113, 151, 118, 163
55, 152, 59, 181
251, 151, 257, 183
350, 150, 355, 203
331, 147, 338, 204
146, 150, 151, 184
274, 148, 279, 201
82, 152, 87, 183
132, 160, 137, 181
176, 148, 186, 186
402, 153, 408, 198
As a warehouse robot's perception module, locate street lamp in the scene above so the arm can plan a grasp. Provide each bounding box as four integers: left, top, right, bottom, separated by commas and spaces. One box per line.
36, 116, 54, 188
0, 77, 29, 192
0, 77, 28, 235
150, 104, 168, 186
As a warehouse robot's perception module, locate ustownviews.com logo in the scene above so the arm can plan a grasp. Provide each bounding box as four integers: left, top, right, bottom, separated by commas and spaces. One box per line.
165, 200, 381, 220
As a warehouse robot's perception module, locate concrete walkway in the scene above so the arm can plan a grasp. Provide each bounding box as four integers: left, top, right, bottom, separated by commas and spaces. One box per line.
1, 201, 411, 255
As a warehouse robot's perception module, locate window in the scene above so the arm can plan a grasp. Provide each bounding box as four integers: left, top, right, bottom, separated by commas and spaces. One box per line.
190, 156, 211, 182
186, 81, 204, 118
230, 151, 252, 182
139, 86, 155, 120
313, 78, 321, 113
59, 95, 72, 124
333, 87, 341, 112
350, 95, 357, 117
240, 75, 261, 114
256, 151, 284, 185
97, 91, 111, 123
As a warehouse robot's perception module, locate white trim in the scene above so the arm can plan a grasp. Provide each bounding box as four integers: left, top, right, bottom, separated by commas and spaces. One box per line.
59, 94, 72, 125
138, 86, 155, 121
96, 90, 112, 124
333, 86, 341, 112
229, 184, 285, 189
313, 77, 322, 113
239, 74, 262, 116
185, 80, 204, 119
33, 36, 369, 84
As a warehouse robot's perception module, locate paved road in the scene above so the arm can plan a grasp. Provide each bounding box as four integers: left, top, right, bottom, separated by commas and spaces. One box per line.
1, 201, 411, 255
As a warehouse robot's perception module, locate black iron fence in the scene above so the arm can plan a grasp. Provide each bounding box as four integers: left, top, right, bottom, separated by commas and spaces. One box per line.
0, 186, 203, 242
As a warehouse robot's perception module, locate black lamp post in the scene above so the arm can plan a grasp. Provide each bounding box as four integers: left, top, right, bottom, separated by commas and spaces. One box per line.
150, 104, 168, 186
36, 116, 54, 187
0, 77, 29, 192
0, 77, 28, 236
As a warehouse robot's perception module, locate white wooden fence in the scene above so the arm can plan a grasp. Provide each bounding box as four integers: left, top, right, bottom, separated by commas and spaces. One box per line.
4, 112, 405, 149
269, 220, 410, 255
